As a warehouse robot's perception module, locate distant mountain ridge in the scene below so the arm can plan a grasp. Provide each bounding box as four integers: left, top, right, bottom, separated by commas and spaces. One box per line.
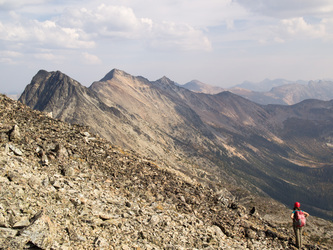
181, 78, 333, 105
181, 80, 224, 94
233, 78, 307, 92
230, 80, 333, 105
19, 69, 333, 220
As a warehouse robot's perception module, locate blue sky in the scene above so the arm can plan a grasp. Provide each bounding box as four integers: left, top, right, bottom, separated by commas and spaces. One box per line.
1, 0, 333, 94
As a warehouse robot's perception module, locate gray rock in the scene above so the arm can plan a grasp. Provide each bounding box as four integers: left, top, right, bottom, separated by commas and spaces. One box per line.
55, 143, 68, 160
0, 227, 18, 238
20, 211, 56, 249
7, 143, 23, 156
9, 125, 21, 141
94, 236, 109, 248
149, 214, 160, 226
13, 217, 30, 229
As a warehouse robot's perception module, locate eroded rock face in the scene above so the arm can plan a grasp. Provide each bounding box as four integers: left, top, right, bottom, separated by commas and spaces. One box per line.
0, 94, 331, 249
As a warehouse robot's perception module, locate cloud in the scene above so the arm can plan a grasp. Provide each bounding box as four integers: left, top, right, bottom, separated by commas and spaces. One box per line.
236, 0, 333, 18
56, 4, 212, 51
280, 17, 326, 39
82, 52, 102, 64
0, 0, 47, 10
127, 0, 245, 28
147, 22, 212, 51
0, 50, 23, 64
0, 18, 95, 49
33, 52, 65, 64
217, 1, 333, 45
57, 5, 142, 38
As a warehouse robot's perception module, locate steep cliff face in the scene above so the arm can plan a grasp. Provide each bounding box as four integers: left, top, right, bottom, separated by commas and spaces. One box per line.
18, 69, 333, 220
1, 94, 333, 249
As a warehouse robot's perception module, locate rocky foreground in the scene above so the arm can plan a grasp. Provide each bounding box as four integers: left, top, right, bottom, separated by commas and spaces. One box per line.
0, 93, 331, 249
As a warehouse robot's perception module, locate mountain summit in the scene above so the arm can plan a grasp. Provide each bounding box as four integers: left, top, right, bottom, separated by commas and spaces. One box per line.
99, 68, 135, 82
19, 69, 333, 221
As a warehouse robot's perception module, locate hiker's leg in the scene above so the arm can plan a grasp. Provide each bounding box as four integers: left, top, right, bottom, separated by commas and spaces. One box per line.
293, 225, 296, 245
293, 225, 299, 247
295, 228, 301, 248
299, 227, 302, 248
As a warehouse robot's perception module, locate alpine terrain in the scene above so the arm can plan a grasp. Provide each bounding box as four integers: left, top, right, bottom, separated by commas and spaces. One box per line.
1, 94, 332, 249
18, 69, 333, 223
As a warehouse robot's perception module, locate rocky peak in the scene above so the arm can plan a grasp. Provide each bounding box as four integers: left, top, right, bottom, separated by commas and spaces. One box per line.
153, 76, 181, 93
157, 76, 173, 85
99, 68, 131, 82
19, 70, 89, 114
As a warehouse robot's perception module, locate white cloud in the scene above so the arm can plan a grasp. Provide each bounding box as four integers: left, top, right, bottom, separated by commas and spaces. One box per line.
147, 22, 212, 51
321, 17, 333, 41
0, 18, 95, 49
280, 17, 326, 39
0, 50, 23, 64
34, 52, 64, 62
236, 0, 333, 18
127, 0, 245, 27
82, 52, 102, 65
0, 50, 22, 57
0, 0, 47, 10
56, 4, 211, 51
58, 5, 142, 38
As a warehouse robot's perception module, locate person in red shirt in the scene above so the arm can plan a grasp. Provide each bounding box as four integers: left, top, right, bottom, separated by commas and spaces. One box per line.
290, 202, 310, 249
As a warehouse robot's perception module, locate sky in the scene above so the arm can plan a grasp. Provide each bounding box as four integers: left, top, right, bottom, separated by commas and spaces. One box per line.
1, 0, 333, 94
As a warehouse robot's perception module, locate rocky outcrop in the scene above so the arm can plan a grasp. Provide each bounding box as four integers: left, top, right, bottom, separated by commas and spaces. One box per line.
2, 94, 332, 249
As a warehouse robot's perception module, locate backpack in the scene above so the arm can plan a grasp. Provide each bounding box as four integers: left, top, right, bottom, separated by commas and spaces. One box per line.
294, 210, 306, 228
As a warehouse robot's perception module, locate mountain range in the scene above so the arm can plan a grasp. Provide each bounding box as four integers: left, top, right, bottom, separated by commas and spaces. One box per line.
19, 69, 333, 220
181, 79, 333, 105
233, 79, 307, 92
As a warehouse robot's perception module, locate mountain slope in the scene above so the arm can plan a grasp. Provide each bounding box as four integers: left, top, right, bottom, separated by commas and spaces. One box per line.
19, 69, 333, 220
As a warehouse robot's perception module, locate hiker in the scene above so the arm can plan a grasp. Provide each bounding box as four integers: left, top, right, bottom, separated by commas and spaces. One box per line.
290, 202, 309, 249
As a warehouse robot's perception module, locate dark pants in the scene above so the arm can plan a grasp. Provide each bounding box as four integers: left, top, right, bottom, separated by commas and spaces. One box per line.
293, 225, 303, 248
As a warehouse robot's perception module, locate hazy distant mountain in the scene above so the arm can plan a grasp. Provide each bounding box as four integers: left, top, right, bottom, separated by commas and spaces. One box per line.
233, 78, 307, 92
3, 92, 20, 100
19, 69, 333, 220
181, 78, 333, 105
181, 80, 224, 94
230, 80, 333, 105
